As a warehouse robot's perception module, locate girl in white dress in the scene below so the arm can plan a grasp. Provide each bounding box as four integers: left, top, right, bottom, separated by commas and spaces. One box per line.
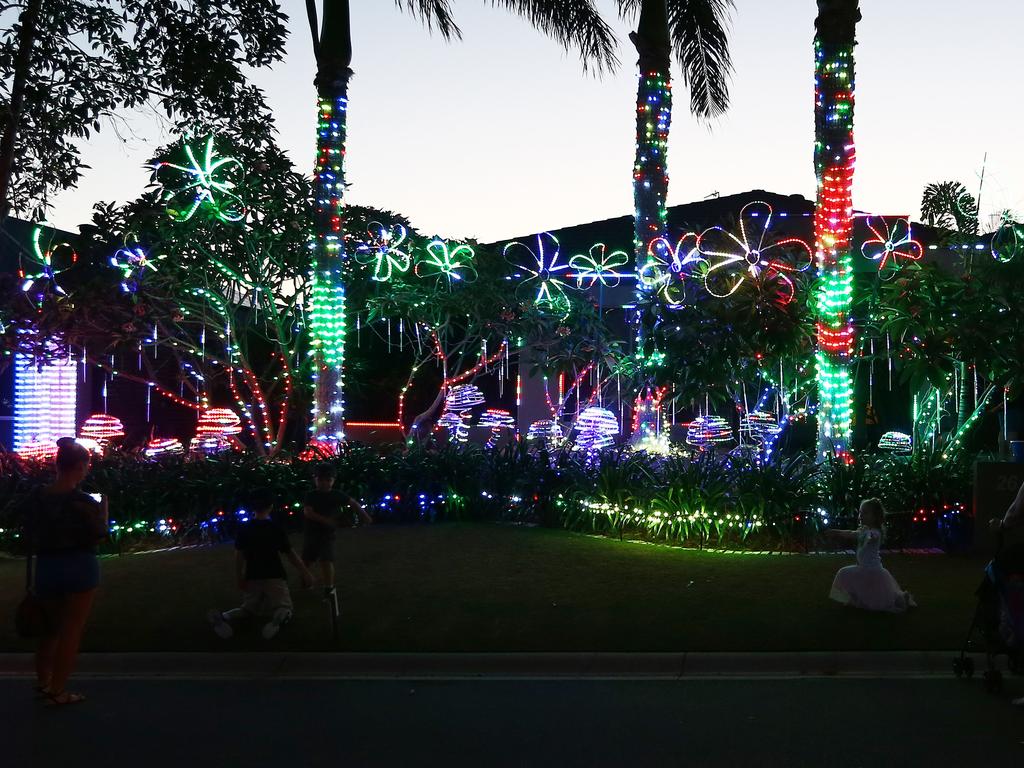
829, 499, 916, 613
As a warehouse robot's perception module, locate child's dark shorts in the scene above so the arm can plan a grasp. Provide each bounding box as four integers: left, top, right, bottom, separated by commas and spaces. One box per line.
302, 533, 335, 563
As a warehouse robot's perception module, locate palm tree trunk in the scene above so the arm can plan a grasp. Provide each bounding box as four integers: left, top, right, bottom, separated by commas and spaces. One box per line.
813, 0, 861, 460
0, 0, 43, 223
309, 0, 353, 442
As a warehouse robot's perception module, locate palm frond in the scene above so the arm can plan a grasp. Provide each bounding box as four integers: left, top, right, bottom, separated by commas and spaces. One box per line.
489, 1, 619, 74
920, 181, 979, 235
667, 0, 735, 119
394, 0, 462, 40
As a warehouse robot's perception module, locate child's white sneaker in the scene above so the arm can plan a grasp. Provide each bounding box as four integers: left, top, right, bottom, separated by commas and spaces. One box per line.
207, 609, 233, 639
262, 613, 290, 640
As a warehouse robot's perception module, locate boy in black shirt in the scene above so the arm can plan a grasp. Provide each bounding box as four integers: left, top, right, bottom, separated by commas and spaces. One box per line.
208, 489, 313, 640
302, 463, 371, 598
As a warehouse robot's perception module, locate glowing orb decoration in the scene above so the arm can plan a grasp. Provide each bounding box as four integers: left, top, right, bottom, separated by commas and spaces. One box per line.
686, 416, 733, 448
196, 407, 243, 438
878, 431, 912, 454
740, 411, 782, 445
298, 438, 339, 462
16, 441, 58, 462
478, 408, 515, 449
74, 438, 102, 454
355, 222, 411, 282
110, 245, 160, 294
80, 414, 125, 443
145, 438, 184, 458
695, 201, 812, 305
504, 232, 573, 318
444, 384, 485, 413
416, 240, 478, 286
991, 215, 1023, 263
527, 419, 564, 448
155, 136, 245, 223
573, 407, 619, 452
860, 217, 923, 278
569, 243, 629, 289
436, 411, 469, 443
189, 436, 233, 455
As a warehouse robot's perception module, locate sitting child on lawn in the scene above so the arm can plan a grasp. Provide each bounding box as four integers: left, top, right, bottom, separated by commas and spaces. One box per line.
207, 489, 313, 640
828, 498, 917, 613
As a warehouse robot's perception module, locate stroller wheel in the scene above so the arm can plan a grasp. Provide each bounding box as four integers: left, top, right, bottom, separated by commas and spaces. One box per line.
963, 657, 975, 677
984, 669, 1003, 693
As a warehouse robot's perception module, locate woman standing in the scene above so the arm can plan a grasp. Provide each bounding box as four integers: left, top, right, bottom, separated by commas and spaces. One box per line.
28, 437, 107, 706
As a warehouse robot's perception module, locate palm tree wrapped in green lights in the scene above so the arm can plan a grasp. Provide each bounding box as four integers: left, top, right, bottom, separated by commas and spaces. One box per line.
620, 0, 734, 439
304, 0, 617, 443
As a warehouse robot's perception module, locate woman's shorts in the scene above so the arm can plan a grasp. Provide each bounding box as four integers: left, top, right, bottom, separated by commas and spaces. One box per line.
34, 552, 100, 597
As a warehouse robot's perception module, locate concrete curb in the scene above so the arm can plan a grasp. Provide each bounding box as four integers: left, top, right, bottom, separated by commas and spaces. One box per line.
0, 651, 966, 680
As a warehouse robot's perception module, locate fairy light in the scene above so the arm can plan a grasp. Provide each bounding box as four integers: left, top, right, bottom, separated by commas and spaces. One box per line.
630, 386, 667, 445
686, 416, 733, 448
527, 419, 563, 449
860, 217, 922, 277
309, 94, 349, 442
478, 408, 515, 449
741, 411, 783, 445
573, 406, 619, 452
196, 407, 242, 439
813, 21, 858, 459
504, 233, 572, 317
13, 349, 77, 453
145, 438, 184, 458
154, 136, 245, 223
355, 222, 411, 282
444, 384, 485, 413
878, 431, 912, 454
633, 70, 672, 288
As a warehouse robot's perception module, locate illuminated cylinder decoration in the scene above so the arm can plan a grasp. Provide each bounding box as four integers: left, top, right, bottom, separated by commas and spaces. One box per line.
633, 69, 673, 346
686, 416, 733, 449
527, 419, 564, 449
13, 350, 77, 453
573, 407, 619, 452
444, 384, 485, 413
145, 438, 184, 458
309, 92, 349, 443
878, 431, 912, 454
479, 408, 515, 449
813, 1, 859, 460
79, 414, 125, 444
740, 411, 783, 445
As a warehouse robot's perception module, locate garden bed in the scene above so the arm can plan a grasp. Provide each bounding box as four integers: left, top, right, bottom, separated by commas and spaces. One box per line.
0, 523, 984, 653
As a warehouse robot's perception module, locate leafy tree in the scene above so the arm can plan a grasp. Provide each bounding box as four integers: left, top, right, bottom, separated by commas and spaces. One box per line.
0, 0, 288, 220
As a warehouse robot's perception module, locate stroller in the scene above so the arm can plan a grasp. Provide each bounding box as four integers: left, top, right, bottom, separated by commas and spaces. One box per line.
953, 532, 1024, 692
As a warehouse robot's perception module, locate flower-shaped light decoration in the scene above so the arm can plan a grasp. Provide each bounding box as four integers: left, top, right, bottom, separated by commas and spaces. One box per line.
154, 136, 245, 223
686, 416, 733, 449
878, 430, 912, 454
991, 214, 1023, 264
110, 244, 160, 294
642, 232, 699, 308
860, 217, 923, 278
573, 407, 619, 453
416, 239, 478, 287
569, 243, 629, 289
504, 232, 573, 318
479, 408, 515, 449
355, 221, 411, 282
145, 438, 184, 458
740, 411, 782, 445
20, 224, 78, 298
696, 201, 812, 305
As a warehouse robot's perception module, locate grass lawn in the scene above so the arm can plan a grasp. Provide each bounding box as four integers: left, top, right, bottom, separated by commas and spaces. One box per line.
0, 523, 987, 653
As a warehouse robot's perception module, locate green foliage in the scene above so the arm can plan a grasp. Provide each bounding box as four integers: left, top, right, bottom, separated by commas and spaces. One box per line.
1, 0, 288, 217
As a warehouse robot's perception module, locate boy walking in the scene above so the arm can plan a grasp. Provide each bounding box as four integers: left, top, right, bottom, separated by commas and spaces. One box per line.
302, 463, 371, 599
208, 489, 313, 640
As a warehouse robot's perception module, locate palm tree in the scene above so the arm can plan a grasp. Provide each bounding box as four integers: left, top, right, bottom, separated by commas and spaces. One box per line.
812, 0, 861, 460
618, 0, 733, 440
304, 1, 617, 443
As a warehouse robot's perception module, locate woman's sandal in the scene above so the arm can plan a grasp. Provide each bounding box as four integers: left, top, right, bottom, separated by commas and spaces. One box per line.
34, 685, 52, 698
45, 691, 86, 707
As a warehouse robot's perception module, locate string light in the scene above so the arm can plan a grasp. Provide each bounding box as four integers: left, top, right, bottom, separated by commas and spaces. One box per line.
478, 408, 515, 449
444, 384, 485, 413
686, 416, 733, 448
696, 201, 812, 305
309, 94, 349, 442
20, 224, 77, 297
196, 407, 242, 439
145, 438, 184, 458
569, 243, 629, 288
110, 244, 160, 294
740, 411, 783, 445
573, 406, 619, 452
79, 414, 125, 444
154, 136, 245, 223
527, 419, 564, 450
813, 28, 857, 458
633, 70, 672, 288
416, 239, 477, 286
